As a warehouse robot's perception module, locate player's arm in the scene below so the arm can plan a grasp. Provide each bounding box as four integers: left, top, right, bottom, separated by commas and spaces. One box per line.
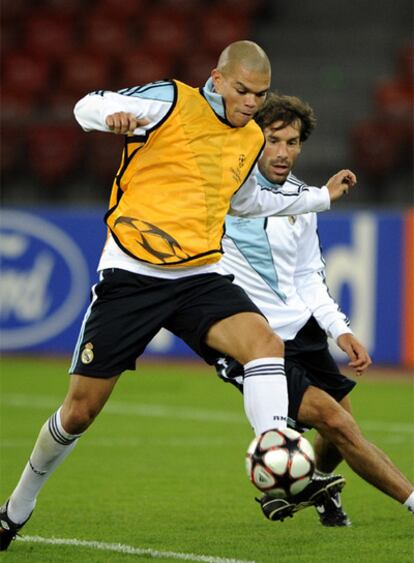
336, 333, 372, 375
325, 169, 357, 201
296, 275, 371, 375
105, 112, 149, 135
73, 83, 174, 135
229, 168, 355, 217
294, 215, 371, 375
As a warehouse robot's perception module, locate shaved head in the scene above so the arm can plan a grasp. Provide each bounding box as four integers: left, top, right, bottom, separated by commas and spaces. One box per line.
211, 41, 271, 127
216, 40, 271, 76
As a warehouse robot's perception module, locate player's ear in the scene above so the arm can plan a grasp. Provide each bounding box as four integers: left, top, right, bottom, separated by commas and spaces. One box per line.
211, 69, 222, 91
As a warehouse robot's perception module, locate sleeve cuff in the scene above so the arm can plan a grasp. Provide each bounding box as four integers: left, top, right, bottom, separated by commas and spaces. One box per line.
320, 185, 331, 210
329, 320, 353, 341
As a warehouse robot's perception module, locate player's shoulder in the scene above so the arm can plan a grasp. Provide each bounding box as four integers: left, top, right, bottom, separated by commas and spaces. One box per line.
256, 172, 308, 194
248, 119, 266, 142
88, 89, 106, 97
285, 173, 308, 192
116, 80, 175, 103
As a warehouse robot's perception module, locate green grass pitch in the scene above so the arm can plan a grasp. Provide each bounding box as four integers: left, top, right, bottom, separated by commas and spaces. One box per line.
0, 357, 413, 563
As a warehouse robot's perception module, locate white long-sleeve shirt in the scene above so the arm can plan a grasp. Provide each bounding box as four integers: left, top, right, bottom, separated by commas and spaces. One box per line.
221, 171, 351, 342
74, 80, 331, 279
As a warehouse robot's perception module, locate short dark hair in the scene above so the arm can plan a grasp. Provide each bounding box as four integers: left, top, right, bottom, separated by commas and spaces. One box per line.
255, 93, 316, 142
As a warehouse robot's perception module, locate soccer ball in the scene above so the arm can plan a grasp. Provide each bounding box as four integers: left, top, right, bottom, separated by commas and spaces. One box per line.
245, 428, 315, 498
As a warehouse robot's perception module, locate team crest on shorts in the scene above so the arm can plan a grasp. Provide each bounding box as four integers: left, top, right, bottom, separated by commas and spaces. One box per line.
81, 342, 94, 364
288, 215, 297, 225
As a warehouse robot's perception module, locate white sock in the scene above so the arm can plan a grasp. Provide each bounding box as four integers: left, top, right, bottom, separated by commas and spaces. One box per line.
403, 490, 414, 513
243, 357, 288, 435
8, 407, 82, 524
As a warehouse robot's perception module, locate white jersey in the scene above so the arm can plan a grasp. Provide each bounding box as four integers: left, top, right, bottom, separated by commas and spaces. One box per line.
221, 171, 351, 342
74, 80, 330, 279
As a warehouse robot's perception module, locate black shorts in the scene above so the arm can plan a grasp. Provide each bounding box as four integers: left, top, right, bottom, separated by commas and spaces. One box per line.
70, 268, 263, 377
284, 317, 356, 430
215, 316, 356, 431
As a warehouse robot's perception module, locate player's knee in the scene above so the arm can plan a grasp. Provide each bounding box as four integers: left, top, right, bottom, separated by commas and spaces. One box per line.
61, 400, 100, 434
320, 407, 360, 447
246, 330, 284, 361
267, 331, 284, 356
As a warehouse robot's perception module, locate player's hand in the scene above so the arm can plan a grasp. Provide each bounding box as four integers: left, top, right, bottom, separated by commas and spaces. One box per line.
105, 112, 150, 135
337, 333, 372, 376
326, 169, 357, 202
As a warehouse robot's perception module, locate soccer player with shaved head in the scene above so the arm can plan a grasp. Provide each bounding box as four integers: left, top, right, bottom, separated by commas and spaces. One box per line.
1, 41, 354, 551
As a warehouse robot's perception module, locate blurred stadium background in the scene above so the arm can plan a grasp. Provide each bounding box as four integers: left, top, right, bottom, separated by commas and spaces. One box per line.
1, 3, 413, 560
1, 0, 413, 369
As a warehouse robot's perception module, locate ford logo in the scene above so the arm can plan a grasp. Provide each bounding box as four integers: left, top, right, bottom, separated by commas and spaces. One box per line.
1, 211, 90, 350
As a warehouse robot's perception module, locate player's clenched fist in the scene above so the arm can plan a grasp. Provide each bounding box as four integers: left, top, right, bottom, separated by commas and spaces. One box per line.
326, 169, 357, 202
105, 112, 149, 134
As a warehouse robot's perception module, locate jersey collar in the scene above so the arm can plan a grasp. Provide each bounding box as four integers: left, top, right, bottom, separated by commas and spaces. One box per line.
256, 169, 282, 190
202, 78, 226, 120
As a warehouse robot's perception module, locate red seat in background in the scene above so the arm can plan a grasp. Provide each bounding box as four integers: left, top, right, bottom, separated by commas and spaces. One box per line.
117, 48, 175, 87
2, 51, 52, 96
81, 13, 132, 56
1, 25, 19, 60
156, 0, 204, 14
178, 51, 218, 87
47, 91, 80, 122
396, 43, 414, 86
92, 0, 148, 19
199, 7, 250, 55
36, 0, 85, 18
350, 119, 405, 179
0, 126, 25, 179
58, 51, 113, 97
1, 89, 37, 123
139, 6, 192, 60
374, 80, 413, 145
27, 124, 84, 185
213, 0, 266, 16
86, 132, 124, 187
375, 80, 413, 121
24, 12, 76, 60
1, 0, 29, 22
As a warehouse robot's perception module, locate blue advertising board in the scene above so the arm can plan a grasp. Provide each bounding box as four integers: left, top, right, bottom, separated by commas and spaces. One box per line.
0, 208, 411, 365
317, 212, 404, 364
1, 209, 101, 353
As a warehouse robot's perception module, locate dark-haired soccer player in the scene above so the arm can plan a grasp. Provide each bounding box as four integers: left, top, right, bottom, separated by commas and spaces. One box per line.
216, 92, 414, 525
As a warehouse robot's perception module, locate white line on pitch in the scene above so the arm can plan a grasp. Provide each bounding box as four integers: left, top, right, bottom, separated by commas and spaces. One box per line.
358, 421, 414, 434
2, 393, 414, 433
1, 436, 240, 448
16, 535, 256, 563
1, 393, 245, 423
1, 431, 410, 451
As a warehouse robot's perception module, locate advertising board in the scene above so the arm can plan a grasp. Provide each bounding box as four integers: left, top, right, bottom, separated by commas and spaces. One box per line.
1, 208, 412, 367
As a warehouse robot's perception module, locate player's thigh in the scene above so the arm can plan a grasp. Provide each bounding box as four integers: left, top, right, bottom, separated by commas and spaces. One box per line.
168, 273, 281, 365
206, 312, 283, 364
70, 268, 174, 378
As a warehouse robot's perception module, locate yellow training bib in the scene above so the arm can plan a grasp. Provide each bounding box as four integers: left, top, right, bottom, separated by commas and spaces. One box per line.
105, 80, 264, 267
